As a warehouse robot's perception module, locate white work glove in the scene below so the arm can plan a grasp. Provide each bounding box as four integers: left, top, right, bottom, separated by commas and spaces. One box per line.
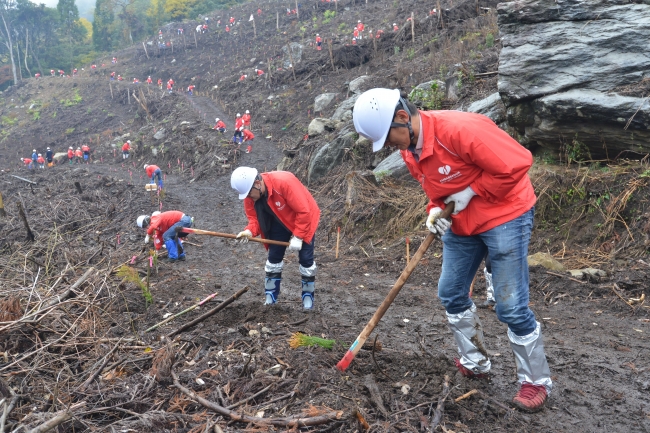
236, 229, 252, 243
426, 207, 452, 236
144, 235, 150, 244
288, 236, 303, 252
444, 186, 476, 215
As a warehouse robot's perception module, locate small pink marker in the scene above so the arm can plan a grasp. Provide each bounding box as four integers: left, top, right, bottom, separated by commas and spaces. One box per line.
159, 202, 163, 211
149, 256, 153, 267
113, 149, 116, 157
116, 234, 120, 245
130, 255, 137, 264
168, 162, 171, 168
164, 174, 166, 181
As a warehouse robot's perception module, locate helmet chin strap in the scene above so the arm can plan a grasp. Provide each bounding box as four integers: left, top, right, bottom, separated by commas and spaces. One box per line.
390, 97, 416, 145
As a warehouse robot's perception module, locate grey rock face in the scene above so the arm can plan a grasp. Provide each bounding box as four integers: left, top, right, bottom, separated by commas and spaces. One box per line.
348, 76, 372, 94
307, 118, 336, 137
308, 127, 357, 183
372, 151, 410, 180
153, 128, 166, 140
314, 93, 338, 112
282, 43, 303, 68
467, 92, 507, 125
331, 95, 359, 122
498, 0, 650, 156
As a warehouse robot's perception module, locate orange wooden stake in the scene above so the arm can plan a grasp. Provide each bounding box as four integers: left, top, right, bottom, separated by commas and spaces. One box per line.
335, 227, 340, 259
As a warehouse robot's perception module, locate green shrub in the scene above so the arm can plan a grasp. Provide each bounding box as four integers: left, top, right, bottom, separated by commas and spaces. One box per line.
485, 33, 494, 48
409, 81, 445, 110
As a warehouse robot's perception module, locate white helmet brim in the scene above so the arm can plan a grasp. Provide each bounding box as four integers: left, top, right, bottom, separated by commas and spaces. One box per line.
353, 88, 401, 152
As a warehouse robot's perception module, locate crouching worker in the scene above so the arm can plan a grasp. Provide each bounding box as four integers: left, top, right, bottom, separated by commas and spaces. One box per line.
137, 211, 194, 262
230, 167, 320, 310
144, 164, 163, 188
352, 88, 552, 412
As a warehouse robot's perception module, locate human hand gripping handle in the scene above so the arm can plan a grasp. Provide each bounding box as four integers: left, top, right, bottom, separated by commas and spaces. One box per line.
288, 236, 303, 252
236, 229, 252, 243
144, 234, 150, 244
336, 203, 455, 372
443, 186, 476, 215
426, 207, 452, 236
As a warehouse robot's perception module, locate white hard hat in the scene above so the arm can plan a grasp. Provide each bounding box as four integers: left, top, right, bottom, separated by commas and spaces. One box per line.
245, 110, 250, 114
353, 88, 401, 152
215, 117, 220, 122
236, 113, 241, 117
47, 147, 50, 150
127, 140, 131, 144
358, 20, 361, 23
33, 149, 36, 152
69, 146, 73, 149
231, 166, 258, 199
38, 154, 42, 156
316, 33, 319, 36
393, 23, 397, 25
137, 215, 150, 228
143, 164, 149, 169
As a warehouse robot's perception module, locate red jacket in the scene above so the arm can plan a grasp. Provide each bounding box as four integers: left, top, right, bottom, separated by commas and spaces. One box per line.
37, 156, 45, 164
75, 149, 83, 157
357, 23, 364, 31
235, 117, 244, 130
147, 211, 184, 249
242, 129, 254, 141
400, 110, 536, 236
82, 145, 90, 152
122, 142, 130, 151
243, 171, 320, 245
67, 150, 74, 158
242, 113, 251, 125
214, 120, 226, 129
145, 165, 160, 178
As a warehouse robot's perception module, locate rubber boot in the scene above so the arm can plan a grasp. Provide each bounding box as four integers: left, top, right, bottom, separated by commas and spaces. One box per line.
165, 239, 178, 261
479, 267, 496, 309
246, 145, 252, 154
176, 237, 186, 261
509, 322, 552, 412
301, 278, 315, 310
264, 272, 281, 305
447, 304, 491, 376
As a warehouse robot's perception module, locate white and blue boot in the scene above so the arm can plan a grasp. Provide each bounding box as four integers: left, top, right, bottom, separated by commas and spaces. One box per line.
299, 262, 317, 311
264, 260, 283, 305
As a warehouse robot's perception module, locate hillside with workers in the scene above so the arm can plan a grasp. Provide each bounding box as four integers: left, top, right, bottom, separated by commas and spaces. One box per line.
0, 0, 649, 431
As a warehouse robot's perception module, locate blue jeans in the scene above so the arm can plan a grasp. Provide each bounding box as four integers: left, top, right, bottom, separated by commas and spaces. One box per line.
438, 207, 536, 336
151, 169, 162, 185
163, 215, 193, 241
267, 220, 314, 268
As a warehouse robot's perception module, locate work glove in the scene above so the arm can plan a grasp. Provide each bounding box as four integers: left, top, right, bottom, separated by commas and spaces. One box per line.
236, 229, 252, 243
426, 207, 451, 236
144, 235, 150, 244
444, 186, 476, 215
288, 236, 303, 252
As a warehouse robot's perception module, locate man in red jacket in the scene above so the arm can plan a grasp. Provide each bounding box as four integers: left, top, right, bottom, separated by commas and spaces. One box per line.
353, 88, 552, 413
242, 110, 251, 130
137, 211, 194, 261
122, 140, 131, 159
231, 167, 320, 310
144, 164, 163, 188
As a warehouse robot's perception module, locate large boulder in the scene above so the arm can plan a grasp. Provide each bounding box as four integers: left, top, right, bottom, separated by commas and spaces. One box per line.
467, 92, 507, 125
307, 118, 336, 137
331, 95, 358, 122
282, 42, 303, 68
498, 0, 650, 157
348, 76, 372, 94
372, 151, 410, 181
308, 127, 357, 184
314, 93, 338, 112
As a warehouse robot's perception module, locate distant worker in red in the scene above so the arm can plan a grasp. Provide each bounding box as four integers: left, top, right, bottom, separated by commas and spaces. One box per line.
35, 73, 41, 78
254, 68, 264, 76
167, 81, 172, 93
352, 37, 357, 45
157, 78, 163, 89
187, 84, 195, 95
137, 211, 195, 262
225, 25, 230, 33
376, 29, 384, 38
315, 34, 322, 50
239, 74, 247, 82
229, 16, 235, 24
91, 64, 97, 70
146, 76, 153, 84
50, 69, 55, 76
73, 68, 78, 77
122, 140, 131, 159
37, 154, 45, 169
230, 167, 320, 310
242, 129, 255, 153
233, 113, 244, 143
356, 20, 364, 39
67, 147, 74, 165
144, 164, 163, 188
133, 77, 139, 84
353, 27, 359, 39
110, 71, 115, 80
81, 144, 91, 162
242, 110, 252, 130
112, 57, 117, 63
213, 117, 226, 134
257, 8, 262, 16
21, 158, 33, 169
75, 147, 83, 164
393, 23, 399, 31
59, 69, 65, 77
117, 75, 123, 81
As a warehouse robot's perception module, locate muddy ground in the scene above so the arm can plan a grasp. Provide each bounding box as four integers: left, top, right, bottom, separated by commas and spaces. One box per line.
1, 94, 649, 432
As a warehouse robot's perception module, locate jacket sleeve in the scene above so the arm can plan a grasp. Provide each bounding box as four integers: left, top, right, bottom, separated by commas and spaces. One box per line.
451, 120, 532, 202
279, 176, 313, 240
243, 198, 261, 237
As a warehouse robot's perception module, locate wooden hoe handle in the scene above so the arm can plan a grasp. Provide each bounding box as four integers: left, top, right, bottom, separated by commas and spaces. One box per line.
336, 202, 455, 371
180, 228, 291, 247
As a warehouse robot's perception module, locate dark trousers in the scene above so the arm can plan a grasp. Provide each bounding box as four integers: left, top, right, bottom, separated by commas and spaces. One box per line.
267, 220, 314, 268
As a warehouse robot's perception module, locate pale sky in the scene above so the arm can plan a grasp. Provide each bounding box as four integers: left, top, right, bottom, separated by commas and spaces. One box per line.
38, 0, 95, 20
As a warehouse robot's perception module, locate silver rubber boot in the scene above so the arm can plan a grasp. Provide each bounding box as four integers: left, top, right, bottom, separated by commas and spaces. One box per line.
299, 262, 316, 310
484, 268, 495, 302
447, 304, 491, 374
508, 322, 553, 394
264, 261, 283, 305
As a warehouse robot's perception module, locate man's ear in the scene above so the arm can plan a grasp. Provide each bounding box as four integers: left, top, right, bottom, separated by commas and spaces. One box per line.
395, 109, 410, 123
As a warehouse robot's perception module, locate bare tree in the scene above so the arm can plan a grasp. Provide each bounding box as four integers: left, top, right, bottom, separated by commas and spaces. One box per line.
0, 0, 19, 86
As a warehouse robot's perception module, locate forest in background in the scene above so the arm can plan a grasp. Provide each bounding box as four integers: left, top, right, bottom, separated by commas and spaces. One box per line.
0, 0, 236, 89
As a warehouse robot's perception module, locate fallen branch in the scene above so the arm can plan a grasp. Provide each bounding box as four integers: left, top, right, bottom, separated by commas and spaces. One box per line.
429, 374, 449, 432
146, 292, 218, 332
172, 371, 346, 427
26, 402, 85, 433
168, 286, 249, 337
454, 389, 477, 403
545, 270, 587, 285
9, 174, 37, 185
227, 384, 272, 409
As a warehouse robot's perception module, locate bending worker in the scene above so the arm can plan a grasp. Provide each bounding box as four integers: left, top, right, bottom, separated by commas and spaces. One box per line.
231, 167, 320, 310
137, 210, 194, 261
144, 164, 163, 188
352, 88, 552, 412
